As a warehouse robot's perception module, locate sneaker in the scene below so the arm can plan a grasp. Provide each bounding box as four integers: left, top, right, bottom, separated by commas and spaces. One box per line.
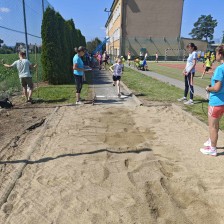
184, 99, 194, 105
26, 98, 33, 103
200, 146, 217, 156
177, 97, 187, 102
204, 139, 211, 147
75, 101, 83, 105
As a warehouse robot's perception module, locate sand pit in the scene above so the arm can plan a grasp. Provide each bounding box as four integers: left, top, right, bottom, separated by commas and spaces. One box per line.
1, 103, 224, 224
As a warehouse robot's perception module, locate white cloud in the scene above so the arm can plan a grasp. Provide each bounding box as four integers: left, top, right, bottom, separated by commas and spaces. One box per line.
0, 7, 10, 13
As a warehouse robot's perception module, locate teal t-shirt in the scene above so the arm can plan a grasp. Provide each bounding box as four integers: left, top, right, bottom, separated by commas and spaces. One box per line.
73, 54, 84, 76
209, 64, 224, 106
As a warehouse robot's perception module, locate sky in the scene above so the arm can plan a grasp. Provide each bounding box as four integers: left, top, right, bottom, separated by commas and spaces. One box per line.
48, 0, 224, 43
0, 0, 223, 45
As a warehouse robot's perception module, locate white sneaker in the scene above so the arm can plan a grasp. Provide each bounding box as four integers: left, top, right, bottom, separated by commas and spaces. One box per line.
200, 146, 217, 156
204, 139, 211, 147
184, 99, 194, 105
75, 101, 83, 105
177, 97, 187, 102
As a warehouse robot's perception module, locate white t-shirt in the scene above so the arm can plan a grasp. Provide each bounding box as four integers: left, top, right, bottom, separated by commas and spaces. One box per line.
11, 59, 31, 78
113, 63, 123, 76
185, 51, 197, 73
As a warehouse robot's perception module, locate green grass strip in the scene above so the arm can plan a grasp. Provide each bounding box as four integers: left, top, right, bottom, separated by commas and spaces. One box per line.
122, 67, 224, 130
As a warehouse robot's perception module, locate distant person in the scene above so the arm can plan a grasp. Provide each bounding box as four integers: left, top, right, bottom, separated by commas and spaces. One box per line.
201, 56, 213, 78
155, 52, 158, 63
97, 52, 102, 70
127, 51, 131, 66
178, 43, 197, 105
3, 51, 37, 103
139, 51, 144, 60
140, 58, 149, 71
211, 52, 216, 63
109, 58, 123, 97
73, 46, 91, 105
102, 51, 109, 70
144, 52, 148, 60
200, 45, 224, 156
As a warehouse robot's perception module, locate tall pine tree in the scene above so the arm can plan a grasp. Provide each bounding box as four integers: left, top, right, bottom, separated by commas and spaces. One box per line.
41, 8, 86, 84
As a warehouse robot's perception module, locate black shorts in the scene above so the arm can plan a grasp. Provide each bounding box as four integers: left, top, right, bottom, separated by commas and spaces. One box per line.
205, 67, 211, 72
113, 76, 121, 81
20, 77, 33, 90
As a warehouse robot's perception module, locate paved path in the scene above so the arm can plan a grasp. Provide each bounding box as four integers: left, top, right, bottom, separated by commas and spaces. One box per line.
91, 69, 138, 106
128, 66, 207, 99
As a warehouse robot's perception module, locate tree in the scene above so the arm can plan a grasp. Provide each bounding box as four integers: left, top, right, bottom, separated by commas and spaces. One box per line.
86, 38, 102, 53
41, 7, 86, 84
0, 38, 3, 47
189, 15, 218, 42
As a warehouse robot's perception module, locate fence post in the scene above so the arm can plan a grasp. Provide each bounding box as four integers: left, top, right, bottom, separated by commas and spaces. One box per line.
22, 0, 29, 59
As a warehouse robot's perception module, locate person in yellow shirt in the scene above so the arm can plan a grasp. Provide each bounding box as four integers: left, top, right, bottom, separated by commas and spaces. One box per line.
201, 56, 213, 78
211, 52, 215, 63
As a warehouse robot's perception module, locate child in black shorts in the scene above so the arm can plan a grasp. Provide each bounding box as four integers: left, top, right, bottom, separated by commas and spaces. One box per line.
109, 58, 123, 97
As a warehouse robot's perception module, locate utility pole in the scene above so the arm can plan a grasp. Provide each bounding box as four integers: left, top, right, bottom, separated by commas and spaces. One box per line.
42, 0, 45, 16
22, 0, 29, 59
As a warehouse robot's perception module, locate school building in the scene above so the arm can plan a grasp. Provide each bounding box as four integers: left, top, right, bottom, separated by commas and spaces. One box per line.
105, 0, 207, 60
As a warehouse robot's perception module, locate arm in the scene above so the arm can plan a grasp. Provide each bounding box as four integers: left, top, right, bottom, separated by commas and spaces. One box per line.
183, 58, 197, 75
30, 64, 37, 69
3, 64, 13, 68
206, 81, 222, 93
73, 63, 85, 71
109, 64, 114, 73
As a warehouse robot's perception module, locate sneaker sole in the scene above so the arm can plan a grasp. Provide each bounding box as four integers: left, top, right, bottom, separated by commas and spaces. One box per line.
200, 148, 217, 156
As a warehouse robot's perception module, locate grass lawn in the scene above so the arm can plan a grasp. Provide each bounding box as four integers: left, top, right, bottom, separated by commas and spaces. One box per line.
147, 61, 212, 89
122, 67, 224, 130
32, 71, 92, 104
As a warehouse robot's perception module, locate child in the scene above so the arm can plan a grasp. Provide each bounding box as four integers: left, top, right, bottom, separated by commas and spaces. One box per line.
155, 52, 158, 63
3, 51, 37, 103
201, 56, 213, 78
127, 51, 131, 66
109, 58, 123, 97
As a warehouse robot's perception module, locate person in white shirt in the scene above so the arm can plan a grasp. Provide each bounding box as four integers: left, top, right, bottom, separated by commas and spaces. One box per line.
3, 51, 37, 103
178, 43, 198, 105
109, 58, 123, 97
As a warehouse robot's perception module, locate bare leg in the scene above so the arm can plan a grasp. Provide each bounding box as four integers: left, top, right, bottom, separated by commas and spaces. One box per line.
76, 93, 80, 102
23, 87, 28, 101
208, 115, 219, 147
117, 80, 121, 97
28, 89, 33, 100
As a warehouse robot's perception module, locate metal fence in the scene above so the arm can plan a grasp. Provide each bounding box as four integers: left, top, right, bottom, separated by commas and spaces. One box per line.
0, 0, 52, 96
107, 36, 208, 62
0, 0, 51, 57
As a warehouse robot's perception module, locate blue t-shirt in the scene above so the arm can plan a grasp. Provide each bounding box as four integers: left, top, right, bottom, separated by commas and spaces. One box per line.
73, 54, 84, 76
209, 64, 224, 106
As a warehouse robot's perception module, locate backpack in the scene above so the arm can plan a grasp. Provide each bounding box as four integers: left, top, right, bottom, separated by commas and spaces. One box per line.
0, 98, 13, 109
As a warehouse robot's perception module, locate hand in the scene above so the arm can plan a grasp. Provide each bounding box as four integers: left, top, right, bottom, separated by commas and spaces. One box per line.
206, 86, 210, 92
182, 70, 187, 76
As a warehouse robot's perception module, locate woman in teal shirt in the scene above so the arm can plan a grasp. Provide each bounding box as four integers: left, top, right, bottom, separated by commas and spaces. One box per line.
200, 45, 224, 156
73, 46, 91, 104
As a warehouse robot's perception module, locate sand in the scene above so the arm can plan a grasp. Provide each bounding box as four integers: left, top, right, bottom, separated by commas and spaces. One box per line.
0, 103, 224, 224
